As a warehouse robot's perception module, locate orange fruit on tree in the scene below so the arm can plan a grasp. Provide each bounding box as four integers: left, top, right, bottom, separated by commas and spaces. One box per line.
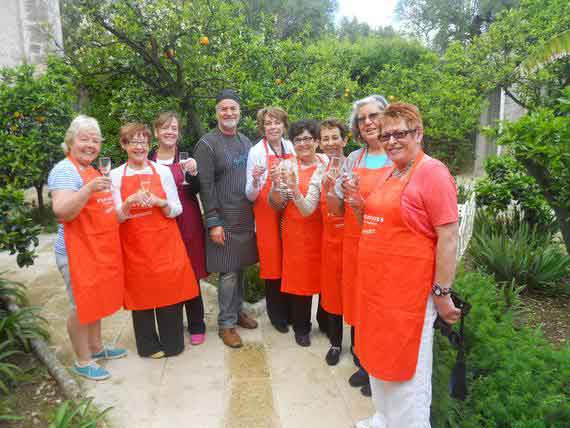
199, 36, 209, 46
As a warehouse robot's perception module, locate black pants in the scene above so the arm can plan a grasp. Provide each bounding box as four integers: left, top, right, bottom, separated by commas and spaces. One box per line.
328, 313, 343, 347
351, 326, 368, 373
184, 293, 206, 334
265, 279, 290, 328
289, 294, 312, 335
316, 295, 328, 333
132, 303, 184, 357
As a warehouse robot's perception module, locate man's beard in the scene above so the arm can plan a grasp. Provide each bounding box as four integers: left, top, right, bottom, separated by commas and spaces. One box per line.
220, 119, 239, 129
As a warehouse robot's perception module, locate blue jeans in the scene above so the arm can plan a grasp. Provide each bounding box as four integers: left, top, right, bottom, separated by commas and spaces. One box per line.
217, 270, 244, 328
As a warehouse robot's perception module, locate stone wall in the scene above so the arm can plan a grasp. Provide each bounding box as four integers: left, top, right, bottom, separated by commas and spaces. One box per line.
0, 0, 63, 68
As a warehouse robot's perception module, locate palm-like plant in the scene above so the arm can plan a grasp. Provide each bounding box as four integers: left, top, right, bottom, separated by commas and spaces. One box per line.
519, 29, 570, 75
49, 398, 112, 428
0, 339, 21, 395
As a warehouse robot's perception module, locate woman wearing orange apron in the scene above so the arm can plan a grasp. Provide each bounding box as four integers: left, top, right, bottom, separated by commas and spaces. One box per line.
327, 95, 391, 396
353, 103, 460, 428
110, 123, 199, 359
317, 119, 349, 366
246, 107, 295, 333
49, 115, 126, 381
270, 120, 327, 347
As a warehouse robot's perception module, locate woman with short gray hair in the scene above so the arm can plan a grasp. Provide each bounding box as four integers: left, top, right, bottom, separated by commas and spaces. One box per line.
48, 115, 127, 381
328, 95, 391, 396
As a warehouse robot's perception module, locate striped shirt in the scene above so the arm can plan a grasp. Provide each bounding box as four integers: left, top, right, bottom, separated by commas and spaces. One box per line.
47, 158, 83, 256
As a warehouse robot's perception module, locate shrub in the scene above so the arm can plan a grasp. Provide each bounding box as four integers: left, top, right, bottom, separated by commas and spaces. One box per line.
470, 209, 570, 294
475, 155, 556, 232
432, 271, 570, 428
243, 264, 265, 304
0, 186, 41, 268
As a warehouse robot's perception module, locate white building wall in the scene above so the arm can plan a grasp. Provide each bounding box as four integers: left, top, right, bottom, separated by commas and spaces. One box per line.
0, 0, 63, 68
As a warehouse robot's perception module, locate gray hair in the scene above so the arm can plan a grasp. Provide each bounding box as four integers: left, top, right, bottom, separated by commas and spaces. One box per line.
349, 95, 389, 142
62, 115, 102, 154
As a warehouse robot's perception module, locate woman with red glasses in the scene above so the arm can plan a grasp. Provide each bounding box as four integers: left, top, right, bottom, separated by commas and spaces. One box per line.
352, 103, 460, 428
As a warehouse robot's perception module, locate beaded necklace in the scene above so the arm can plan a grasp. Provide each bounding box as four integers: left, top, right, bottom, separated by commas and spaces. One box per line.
390, 159, 414, 178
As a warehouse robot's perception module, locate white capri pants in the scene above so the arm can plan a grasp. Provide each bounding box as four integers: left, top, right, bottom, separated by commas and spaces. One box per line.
368, 297, 437, 428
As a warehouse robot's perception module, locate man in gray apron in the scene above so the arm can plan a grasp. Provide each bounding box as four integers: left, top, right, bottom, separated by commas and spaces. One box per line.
194, 89, 259, 348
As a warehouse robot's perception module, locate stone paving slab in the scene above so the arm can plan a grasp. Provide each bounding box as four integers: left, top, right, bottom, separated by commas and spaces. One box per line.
1, 234, 374, 428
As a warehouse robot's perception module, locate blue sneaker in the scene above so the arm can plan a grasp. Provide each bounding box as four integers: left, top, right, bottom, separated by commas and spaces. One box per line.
73, 362, 110, 381
92, 347, 128, 361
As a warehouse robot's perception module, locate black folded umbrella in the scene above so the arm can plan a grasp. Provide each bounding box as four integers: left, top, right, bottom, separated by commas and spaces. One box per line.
434, 291, 471, 401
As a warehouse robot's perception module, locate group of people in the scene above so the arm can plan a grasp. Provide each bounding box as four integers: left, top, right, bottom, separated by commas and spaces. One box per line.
49, 88, 460, 428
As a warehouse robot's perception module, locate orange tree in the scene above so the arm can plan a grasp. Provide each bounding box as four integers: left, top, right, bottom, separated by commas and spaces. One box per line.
0, 57, 75, 214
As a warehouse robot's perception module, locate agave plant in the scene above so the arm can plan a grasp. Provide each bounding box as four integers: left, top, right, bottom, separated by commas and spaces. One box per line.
0, 307, 49, 352
49, 398, 112, 428
0, 274, 27, 306
470, 209, 570, 294
0, 339, 22, 395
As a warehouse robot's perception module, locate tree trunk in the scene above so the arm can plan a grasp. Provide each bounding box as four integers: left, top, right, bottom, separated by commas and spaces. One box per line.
553, 205, 570, 256
180, 99, 205, 145
35, 183, 44, 214
522, 159, 570, 254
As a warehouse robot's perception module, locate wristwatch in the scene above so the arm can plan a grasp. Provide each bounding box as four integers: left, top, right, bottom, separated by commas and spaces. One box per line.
432, 283, 452, 297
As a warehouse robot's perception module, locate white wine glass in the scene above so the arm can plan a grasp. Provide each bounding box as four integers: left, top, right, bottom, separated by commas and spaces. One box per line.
98, 157, 113, 192
98, 157, 111, 177
139, 177, 151, 194
179, 151, 189, 185
347, 171, 361, 204
328, 156, 342, 180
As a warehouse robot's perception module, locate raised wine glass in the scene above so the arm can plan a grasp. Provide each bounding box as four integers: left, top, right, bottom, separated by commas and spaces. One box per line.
179, 151, 189, 185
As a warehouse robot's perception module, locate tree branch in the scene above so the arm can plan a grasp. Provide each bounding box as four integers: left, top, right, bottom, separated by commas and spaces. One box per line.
502, 85, 530, 110
90, 11, 177, 89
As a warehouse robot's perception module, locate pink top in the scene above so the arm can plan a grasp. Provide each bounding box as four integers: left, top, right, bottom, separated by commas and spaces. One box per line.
401, 158, 458, 240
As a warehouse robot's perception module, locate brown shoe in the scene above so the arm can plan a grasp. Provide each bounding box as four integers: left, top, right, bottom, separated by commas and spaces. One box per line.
237, 312, 258, 329
218, 328, 243, 348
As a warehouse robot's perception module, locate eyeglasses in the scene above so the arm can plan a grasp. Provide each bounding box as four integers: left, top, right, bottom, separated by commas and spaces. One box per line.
127, 140, 149, 147
356, 112, 381, 124
379, 129, 417, 143
293, 136, 314, 145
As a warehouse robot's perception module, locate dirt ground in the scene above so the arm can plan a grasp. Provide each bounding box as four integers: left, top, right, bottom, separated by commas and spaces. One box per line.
0, 354, 64, 428
520, 291, 570, 347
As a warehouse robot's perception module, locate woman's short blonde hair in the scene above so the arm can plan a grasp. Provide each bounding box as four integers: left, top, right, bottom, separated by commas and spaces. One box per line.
62, 115, 102, 154
256, 106, 289, 136
380, 103, 423, 132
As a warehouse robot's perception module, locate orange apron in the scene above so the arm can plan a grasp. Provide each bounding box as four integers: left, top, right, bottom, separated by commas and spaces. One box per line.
253, 140, 294, 280
319, 162, 344, 315
63, 156, 124, 324
342, 150, 390, 325
281, 159, 323, 296
120, 162, 199, 310
355, 151, 436, 381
